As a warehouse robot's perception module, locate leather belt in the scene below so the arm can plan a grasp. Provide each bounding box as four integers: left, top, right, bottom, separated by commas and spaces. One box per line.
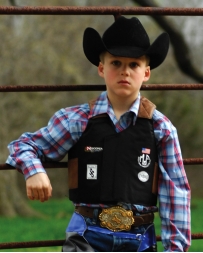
75, 206, 154, 232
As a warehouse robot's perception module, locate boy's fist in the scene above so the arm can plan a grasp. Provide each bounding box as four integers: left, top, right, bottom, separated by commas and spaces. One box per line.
26, 172, 52, 202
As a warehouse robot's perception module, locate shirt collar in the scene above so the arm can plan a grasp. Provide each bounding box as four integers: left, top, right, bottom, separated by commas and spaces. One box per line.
89, 91, 141, 124
88, 91, 108, 119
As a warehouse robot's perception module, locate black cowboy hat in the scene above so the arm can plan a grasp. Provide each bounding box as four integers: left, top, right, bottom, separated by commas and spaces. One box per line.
83, 16, 169, 69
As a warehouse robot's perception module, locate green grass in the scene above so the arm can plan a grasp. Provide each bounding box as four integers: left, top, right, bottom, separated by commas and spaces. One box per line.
0, 198, 74, 252
0, 198, 202, 252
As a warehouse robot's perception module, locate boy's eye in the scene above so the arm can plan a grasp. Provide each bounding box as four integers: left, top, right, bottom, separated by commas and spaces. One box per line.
112, 60, 121, 66
130, 62, 138, 68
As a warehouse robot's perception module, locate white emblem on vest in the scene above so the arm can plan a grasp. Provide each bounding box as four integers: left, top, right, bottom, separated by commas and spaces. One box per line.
87, 164, 97, 179
138, 171, 149, 182
138, 154, 151, 168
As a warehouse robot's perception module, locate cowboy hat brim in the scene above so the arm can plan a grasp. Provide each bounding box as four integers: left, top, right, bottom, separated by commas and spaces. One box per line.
83, 27, 169, 70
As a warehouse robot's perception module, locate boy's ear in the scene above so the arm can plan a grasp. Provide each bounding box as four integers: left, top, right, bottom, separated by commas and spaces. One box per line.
98, 62, 104, 78
143, 66, 151, 82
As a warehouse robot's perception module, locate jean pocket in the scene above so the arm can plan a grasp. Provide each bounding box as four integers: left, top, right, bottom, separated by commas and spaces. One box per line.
66, 212, 87, 235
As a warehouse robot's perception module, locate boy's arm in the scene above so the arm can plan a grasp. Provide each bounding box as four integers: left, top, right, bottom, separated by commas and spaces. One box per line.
155, 119, 191, 252
6, 108, 76, 179
6, 108, 81, 202
6, 106, 88, 201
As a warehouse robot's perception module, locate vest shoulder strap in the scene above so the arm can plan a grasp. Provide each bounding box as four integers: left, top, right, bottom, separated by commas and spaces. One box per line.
88, 96, 156, 119
138, 97, 156, 119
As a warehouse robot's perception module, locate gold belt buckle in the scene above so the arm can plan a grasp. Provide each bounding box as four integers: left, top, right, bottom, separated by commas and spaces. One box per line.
99, 206, 134, 232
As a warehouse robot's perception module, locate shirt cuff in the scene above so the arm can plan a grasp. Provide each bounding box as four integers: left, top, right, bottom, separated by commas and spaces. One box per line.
6, 156, 46, 180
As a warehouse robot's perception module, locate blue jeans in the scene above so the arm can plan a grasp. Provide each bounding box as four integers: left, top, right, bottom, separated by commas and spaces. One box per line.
64, 212, 157, 252
84, 217, 156, 252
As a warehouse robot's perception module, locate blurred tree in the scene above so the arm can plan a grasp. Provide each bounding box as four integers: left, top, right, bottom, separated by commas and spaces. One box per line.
133, 0, 203, 82
8, 0, 16, 5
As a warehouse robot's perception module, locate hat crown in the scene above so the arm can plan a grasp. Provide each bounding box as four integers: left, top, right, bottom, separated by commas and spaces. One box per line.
83, 16, 169, 69
102, 16, 150, 50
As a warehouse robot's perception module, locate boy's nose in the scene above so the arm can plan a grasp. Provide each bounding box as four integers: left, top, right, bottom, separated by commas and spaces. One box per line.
121, 66, 130, 76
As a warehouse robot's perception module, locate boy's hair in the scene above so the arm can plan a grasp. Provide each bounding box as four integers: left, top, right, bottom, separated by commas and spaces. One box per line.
99, 51, 106, 63
99, 51, 150, 66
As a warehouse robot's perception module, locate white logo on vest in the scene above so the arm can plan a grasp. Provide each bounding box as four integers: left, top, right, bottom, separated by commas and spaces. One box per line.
138, 171, 149, 182
138, 154, 151, 168
87, 164, 97, 179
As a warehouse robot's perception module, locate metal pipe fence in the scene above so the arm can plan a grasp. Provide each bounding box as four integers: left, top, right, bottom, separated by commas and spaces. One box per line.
0, 6, 203, 16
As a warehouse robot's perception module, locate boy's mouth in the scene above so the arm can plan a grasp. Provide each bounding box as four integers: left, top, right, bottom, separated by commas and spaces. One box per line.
118, 80, 130, 84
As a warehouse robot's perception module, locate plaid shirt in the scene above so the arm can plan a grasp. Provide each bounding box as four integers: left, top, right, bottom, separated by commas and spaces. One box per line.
6, 91, 191, 251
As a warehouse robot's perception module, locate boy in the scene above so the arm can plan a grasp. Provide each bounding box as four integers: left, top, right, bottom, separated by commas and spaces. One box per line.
6, 16, 191, 251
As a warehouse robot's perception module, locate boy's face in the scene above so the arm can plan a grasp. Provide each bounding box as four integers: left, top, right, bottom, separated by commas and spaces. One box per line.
98, 52, 150, 102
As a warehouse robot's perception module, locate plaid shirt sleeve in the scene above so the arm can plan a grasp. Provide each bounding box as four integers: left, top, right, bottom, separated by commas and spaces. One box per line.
6, 104, 89, 179
153, 109, 191, 252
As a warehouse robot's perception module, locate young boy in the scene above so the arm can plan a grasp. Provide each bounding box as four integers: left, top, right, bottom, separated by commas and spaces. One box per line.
6, 16, 191, 251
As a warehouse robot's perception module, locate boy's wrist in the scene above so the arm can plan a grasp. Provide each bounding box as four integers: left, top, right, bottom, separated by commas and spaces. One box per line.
20, 160, 46, 180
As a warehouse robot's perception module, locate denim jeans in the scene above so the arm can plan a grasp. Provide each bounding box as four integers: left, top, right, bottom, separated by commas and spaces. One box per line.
83, 216, 156, 252
64, 212, 157, 252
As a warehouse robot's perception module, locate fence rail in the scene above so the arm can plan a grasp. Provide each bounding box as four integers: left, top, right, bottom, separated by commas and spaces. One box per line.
0, 6, 203, 16
1, 84, 203, 92
2, 233, 203, 250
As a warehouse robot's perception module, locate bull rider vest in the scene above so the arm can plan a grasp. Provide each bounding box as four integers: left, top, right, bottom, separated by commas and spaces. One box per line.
68, 97, 159, 206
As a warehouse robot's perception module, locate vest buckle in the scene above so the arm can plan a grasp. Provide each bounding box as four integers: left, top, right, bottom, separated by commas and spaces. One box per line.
99, 206, 134, 232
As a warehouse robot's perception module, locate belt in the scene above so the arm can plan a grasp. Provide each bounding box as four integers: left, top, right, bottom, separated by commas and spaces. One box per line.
75, 206, 154, 232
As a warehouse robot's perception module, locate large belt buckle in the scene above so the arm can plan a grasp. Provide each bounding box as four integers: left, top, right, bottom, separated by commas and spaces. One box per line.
99, 206, 134, 232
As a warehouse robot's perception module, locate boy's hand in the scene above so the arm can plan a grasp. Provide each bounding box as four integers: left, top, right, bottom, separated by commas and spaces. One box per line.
26, 173, 52, 202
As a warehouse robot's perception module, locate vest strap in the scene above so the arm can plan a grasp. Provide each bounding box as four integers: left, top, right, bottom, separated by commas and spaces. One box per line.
89, 96, 156, 119
138, 97, 156, 119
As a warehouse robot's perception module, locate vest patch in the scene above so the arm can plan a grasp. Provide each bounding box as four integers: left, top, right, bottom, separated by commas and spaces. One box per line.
138, 171, 149, 182
86, 164, 97, 179
138, 154, 151, 168
84, 146, 103, 152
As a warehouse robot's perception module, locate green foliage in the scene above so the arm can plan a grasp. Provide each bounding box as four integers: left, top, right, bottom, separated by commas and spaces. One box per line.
0, 198, 74, 252
0, 198, 202, 252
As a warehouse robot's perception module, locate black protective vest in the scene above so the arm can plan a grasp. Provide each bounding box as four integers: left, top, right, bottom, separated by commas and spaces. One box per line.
68, 97, 159, 206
